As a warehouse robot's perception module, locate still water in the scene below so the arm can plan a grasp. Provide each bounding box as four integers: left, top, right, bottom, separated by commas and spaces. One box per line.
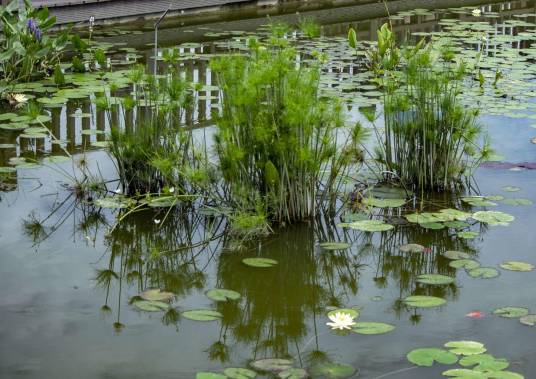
1, 1, 536, 378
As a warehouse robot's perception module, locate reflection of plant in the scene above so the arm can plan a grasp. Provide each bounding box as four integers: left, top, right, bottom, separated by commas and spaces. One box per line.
211, 35, 365, 225
0, 0, 69, 84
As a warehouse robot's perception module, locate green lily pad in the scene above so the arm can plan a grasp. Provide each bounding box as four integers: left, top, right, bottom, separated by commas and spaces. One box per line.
242, 258, 278, 268
457, 231, 479, 239
420, 222, 446, 230
91, 141, 109, 148
501, 198, 532, 206
407, 348, 458, 367
493, 307, 529, 318
399, 243, 425, 253
362, 197, 406, 208
351, 322, 395, 335
459, 354, 509, 371
445, 221, 471, 229
319, 242, 351, 250
439, 209, 472, 221
278, 368, 307, 379
416, 274, 455, 285
461, 197, 498, 207
249, 359, 293, 373
486, 371, 524, 379
406, 213, 441, 224
502, 186, 520, 192
443, 251, 472, 260
223, 367, 257, 379
139, 288, 175, 302
449, 259, 480, 270
519, 314, 536, 326
133, 300, 170, 312
0, 167, 17, 173
44, 155, 71, 164
182, 309, 223, 321
403, 295, 447, 308
472, 211, 514, 226
445, 341, 487, 356
327, 308, 359, 319
196, 373, 227, 379
206, 288, 241, 302
0, 113, 17, 121
499, 261, 534, 272
94, 197, 132, 209
442, 368, 487, 378
342, 219, 393, 232
309, 362, 357, 378
467, 267, 500, 279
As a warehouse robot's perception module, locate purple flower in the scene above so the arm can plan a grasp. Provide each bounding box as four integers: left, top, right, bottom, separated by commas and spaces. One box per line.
27, 18, 42, 41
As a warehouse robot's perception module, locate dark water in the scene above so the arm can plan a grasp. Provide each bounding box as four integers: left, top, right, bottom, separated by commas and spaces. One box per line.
1, 1, 536, 378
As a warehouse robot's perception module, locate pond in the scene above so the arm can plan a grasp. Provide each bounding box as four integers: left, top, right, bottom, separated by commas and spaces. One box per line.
1, 1, 536, 378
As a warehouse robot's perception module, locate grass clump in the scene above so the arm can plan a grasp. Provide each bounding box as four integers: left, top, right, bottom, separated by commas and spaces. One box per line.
211, 35, 366, 225
350, 24, 492, 191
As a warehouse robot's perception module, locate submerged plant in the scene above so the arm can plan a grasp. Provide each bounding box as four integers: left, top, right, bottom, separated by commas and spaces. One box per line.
211, 35, 366, 224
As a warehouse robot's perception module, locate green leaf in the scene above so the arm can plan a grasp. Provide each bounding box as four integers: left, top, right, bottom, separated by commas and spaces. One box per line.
499, 261, 534, 272
467, 267, 500, 279
351, 322, 395, 335
403, 295, 446, 308
501, 198, 532, 206
309, 362, 357, 378
493, 307, 529, 318
327, 308, 359, 319
457, 231, 479, 239
519, 314, 536, 326
132, 300, 170, 312
407, 348, 458, 367
223, 367, 257, 379
444, 341, 487, 356
442, 368, 487, 378
449, 259, 480, 270
196, 372, 227, 379
319, 242, 351, 250
362, 197, 405, 208
472, 211, 514, 226
340, 219, 393, 232
399, 243, 425, 253
278, 368, 307, 379
416, 274, 455, 285
139, 289, 175, 302
348, 28, 358, 49
486, 371, 524, 379
242, 258, 278, 268
206, 288, 241, 302
249, 359, 293, 372
442, 251, 472, 260
182, 309, 222, 321
459, 354, 509, 371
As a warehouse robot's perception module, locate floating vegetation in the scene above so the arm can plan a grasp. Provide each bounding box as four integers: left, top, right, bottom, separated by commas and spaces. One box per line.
499, 261, 534, 272
319, 242, 351, 251
182, 309, 223, 321
403, 295, 447, 308
139, 289, 175, 302
399, 243, 425, 253
445, 341, 487, 356
449, 259, 480, 270
351, 322, 395, 335
493, 307, 529, 318
309, 362, 357, 379
467, 267, 500, 279
242, 258, 278, 268
338, 219, 393, 232
519, 314, 536, 327
416, 274, 455, 285
205, 288, 241, 302
407, 348, 458, 367
132, 300, 170, 312
249, 359, 293, 373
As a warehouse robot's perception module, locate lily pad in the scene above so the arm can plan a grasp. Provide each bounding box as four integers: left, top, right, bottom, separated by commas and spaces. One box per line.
319, 242, 351, 250
501, 198, 532, 206
242, 258, 278, 268
94, 197, 132, 209
443, 251, 472, 260
0, 167, 17, 173
467, 267, 500, 279
449, 259, 480, 270
399, 243, 425, 253
139, 289, 175, 302
133, 300, 170, 312
327, 308, 359, 319
403, 295, 447, 308
457, 231, 479, 239
493, 307, 529, 318
342, 219, 393, 232
459, 354, 509, 371
43, 155, 71, 164
196, 373, 227, 379
206, 288, 241, 302
416, 274, 455, 285
223, 367, 257, 379
499, 261, 534, 272
309, 362, 357, 378
519, 314, 536, 326
362, 197, 406, 208
472, 211, 514, 226
182, 309, 223, 321
250, 359, 293, 373
351, 322, 395, 335
442, 369, 487, 378
486, 371, 524, 379
407, 348, 458, 367
444, 341, 487, 356
420, 222, 445, 230
278, 368, 307, 379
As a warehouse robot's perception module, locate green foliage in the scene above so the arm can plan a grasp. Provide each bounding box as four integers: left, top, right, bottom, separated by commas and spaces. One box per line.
211, 38, 365, 224
298, 17, 321, 38
0, 0, 69, 84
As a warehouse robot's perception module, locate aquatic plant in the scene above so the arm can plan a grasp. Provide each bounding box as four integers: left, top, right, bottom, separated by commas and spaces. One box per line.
349, 24, 492, 191
297, 17, 321, 38
0, 0, 69, 84
211, 36, 366, 224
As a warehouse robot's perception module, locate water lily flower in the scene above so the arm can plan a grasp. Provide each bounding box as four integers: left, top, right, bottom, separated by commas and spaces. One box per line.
472, 9, 482, 16
169, 187, 175, 193
154, 219, 161, 224
7, 93, 29, 108
326, 312, 356, 330
114, 188, 122, 194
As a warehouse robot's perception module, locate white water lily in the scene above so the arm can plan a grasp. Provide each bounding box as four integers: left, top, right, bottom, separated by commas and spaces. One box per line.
8, 93, 29, 107
114, 188, 122, 194
154, 219, 161, 224
169, 187, 175, 193
472, 8, 482, 16
326, 312, 356, 330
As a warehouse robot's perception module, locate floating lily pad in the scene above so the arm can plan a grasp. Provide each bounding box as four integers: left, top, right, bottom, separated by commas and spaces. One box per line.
278, 368, 307, 379
457, 231, 479, 239
250, 359, 293, 373
467, 267, 500, 279
351, 322, 395, 335
133, 300, 170, 312
502, 186, 520, 192
472, 211, 514, 226
44, 155, 71, 164
499, 261, 534, 272
461, 197, 497, 207
362, 197, 406, 208
445, 221, 471, 229
223, 367, 257, 379
182, 309, 222, 321
449, 259, 480, 270
403, 295, 447, 308
206, 288, 241, 302
493, 307, 529, 318
501, 198, 532, 206
196, 373, 227, 379
442, 368, 487, 378
486, 371, 524, 379
309, 362, 357, 378
445, 341, 487, 356
242, 258, 278, 268
399, 243, 425, 253
341, 219, 393, 232
407, 348, 458, 367
139, 289, 175, 302
0, 167, 16, 173
519, 314, 536, 326
420, 222, 445, 230
443, 251, 472, 260
94, 197, 132, 209
327, 308, 359, 319
416, 274, 455, 285
319, 242, 351, 250
459, 354, 509, 371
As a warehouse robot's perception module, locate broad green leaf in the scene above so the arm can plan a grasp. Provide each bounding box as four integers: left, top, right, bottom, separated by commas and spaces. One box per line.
242, 258, 278, 268
206, 288, 241, 302
182, 309, 222, 321
403, 295, 446, 308
445, 341, 487, 356
351, 322, 395, 335
416, 274, 455, 285
309, 362, 357, 378
499, 261, 534, 272
467, 267, 500, 279
407, 348, 458, 367
493, 307, 529, 318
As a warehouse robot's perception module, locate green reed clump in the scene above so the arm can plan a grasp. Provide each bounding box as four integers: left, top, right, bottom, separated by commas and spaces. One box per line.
211, 37, 366, 224
103, 65, 211, 196
298, 17, 321, 38
351, 24, 491, 191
